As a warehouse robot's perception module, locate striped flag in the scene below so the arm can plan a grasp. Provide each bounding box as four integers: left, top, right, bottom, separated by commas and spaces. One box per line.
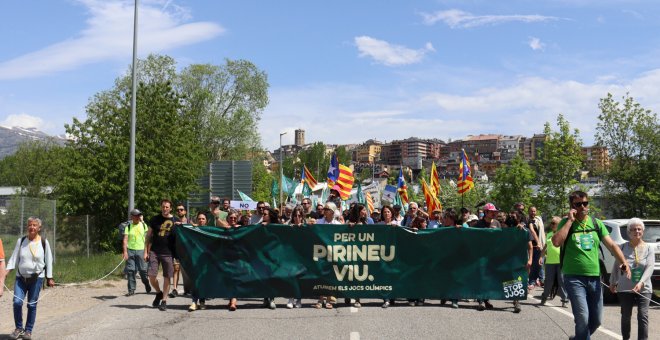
397, 167, 409, 204
457, 149, 475, 194
430, 162, 440, 197
365, 191, 374, 215
301, 164, 318, 188
335, 164, 355, 200
421, 178, 442, 212
327, 153, 339, 186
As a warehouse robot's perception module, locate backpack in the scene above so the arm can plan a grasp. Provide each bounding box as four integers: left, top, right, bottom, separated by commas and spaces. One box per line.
559, 215, 605, 268
16, 236, 49, 282
117, 221, 148, 250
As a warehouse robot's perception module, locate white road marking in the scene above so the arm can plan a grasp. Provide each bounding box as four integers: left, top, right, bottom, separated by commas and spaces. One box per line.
350, 331, 360, 340
528, 296, 622, 340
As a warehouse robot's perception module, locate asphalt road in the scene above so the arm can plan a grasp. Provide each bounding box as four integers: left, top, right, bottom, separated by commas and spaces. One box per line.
27, 288, 660, 340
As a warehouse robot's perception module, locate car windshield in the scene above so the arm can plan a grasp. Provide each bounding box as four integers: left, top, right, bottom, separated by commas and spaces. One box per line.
620, 222, 660, 243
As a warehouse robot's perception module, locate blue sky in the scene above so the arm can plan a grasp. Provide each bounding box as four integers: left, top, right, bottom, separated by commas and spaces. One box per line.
1, 0, 659, 151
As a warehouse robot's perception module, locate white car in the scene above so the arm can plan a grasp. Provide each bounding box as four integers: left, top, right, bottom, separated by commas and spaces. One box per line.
600, 219, 660, 301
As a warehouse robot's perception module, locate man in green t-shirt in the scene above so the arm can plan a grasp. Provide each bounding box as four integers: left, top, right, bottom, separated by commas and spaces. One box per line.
551, 191, 629, 340
122, 209, 151, 296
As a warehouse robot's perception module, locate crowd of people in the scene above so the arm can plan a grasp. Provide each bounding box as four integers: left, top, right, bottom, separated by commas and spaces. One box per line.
0, 190, 654, 340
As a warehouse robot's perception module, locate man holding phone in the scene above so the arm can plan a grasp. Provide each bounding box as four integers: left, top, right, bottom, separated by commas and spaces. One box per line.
552, 191, 630, 340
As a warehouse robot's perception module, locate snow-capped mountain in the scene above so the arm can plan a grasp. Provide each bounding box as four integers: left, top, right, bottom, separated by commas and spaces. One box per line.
0, 126, 68, 159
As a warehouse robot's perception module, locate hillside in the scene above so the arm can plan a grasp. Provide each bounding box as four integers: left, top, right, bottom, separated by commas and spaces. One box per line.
0, 126, 67, 159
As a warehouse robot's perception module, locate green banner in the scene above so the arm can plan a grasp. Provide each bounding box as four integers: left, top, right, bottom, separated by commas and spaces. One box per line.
175, 225, 529, 300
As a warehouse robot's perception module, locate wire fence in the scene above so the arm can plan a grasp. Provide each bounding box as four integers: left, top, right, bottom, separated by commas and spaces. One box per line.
0, 196, 105, 262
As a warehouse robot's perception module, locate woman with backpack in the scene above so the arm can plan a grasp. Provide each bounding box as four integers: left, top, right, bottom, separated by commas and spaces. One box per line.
5, 216, 55, 340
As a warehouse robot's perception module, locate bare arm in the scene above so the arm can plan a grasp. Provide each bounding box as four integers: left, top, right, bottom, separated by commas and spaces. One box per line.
122, 234, 129, 260
552, 213, 575, 247
144, 227, 152, 261
602, 235, 631, 279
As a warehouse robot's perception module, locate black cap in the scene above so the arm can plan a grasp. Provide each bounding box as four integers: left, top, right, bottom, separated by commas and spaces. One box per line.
130, 209, 142, 216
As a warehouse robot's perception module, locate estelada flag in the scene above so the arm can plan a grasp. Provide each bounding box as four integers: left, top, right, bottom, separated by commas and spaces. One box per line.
458, 149, 474, 194
327, 153, 339, 186
335, 164, 354, 200
397, 167, 409, 204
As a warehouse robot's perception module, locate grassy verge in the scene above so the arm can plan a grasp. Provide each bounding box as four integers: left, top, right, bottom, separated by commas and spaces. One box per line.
3, 252, 124, 290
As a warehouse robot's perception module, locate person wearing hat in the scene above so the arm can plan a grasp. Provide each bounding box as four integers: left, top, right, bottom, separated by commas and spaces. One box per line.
316, 202, 341, 225
473, 203, 501, 229
123, 208, 150, 296
370, 208, 381, 223
428, 208, 442, 229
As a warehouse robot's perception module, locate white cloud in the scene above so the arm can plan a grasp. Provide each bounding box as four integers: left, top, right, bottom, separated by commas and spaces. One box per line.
528, 37, 545, 51
0, 0, 224, 80
622, 9, 643, 20
260, 70, 660, 151
0, 113, 49, 130
420, 9, 559, 29
354, 36, 434, 66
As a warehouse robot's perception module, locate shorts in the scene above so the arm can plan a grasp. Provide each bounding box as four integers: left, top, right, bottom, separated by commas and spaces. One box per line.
147, 251, 174, 278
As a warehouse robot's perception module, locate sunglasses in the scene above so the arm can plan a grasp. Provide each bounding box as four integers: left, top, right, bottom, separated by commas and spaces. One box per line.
177, 208, 185, 211
573, 202, 589, 208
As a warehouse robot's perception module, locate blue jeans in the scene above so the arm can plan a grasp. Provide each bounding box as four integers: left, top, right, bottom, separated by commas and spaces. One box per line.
564, 275, 602, 340
13, 276, 44, 333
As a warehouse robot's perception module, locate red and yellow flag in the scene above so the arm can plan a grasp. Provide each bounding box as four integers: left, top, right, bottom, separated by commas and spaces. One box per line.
430, 162, 440, 197
302, 164, 318, 188
422, 178, 442, 212
335, 164, 355, 200
365, 191, 374, 214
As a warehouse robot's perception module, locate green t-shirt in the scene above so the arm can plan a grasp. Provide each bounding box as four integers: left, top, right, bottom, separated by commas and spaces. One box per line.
124, 221, 148, 250
545, 231, 561, 264
558, 217, 609, 276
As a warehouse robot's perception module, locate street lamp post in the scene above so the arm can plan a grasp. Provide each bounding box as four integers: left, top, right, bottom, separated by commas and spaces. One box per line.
279, 132, 287, 210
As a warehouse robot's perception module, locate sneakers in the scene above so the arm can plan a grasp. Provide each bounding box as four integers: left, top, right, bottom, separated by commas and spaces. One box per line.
513, 301, 521, 313
353, 300, 361, 308
484, 301, 494, 310
382, 301, 390, 308
451, 301, 459, 309
168, 289, 178, 298
561, 301, 568, 308
152, 292, 163, 307
10, 328, 24, 339
22, 331, 32, 340
126, 290, 135, 296
476, 302, 485, 311
199, 300, 206, 310
295, 299, 302, 308
158, 300, 168, 311
440, 299, 446, 305
268, 299, 276, 310
189, 302, 197, 312
287, 298, 295, 309
145, 283, 152, 294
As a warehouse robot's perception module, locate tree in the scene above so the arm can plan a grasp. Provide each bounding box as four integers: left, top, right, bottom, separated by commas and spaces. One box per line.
535, 114, 583, 216
596, 93, 660, 217
60, 76, 205, 249
490, 153, 535, 212
438, 179, 489, 212
177, 59, 268, 161
297, 142, 330, 181
335, 146, 351, 165
0, 139, 66, 197
251, 159, 274, 202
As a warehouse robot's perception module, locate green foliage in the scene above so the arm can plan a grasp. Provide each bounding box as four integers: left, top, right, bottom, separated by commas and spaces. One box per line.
0, 139, 67, 196
177, 59, 268, 161
437, 179, 489, 212
252, 160, 274, 202
596, 93, 660, 218
490, 153, 535, 212
297, 142, 330, 180
335, 146, 350, 165
535, 114, 583, 216
60, 77, 205, 250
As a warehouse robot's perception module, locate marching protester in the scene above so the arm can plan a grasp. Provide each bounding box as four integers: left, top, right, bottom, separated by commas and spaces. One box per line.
0, 237, 5, 298
314, 202, 340, 309
146, 199, 180, 311
224, 209, 244, 312
439, 208, 462, 309
122, 209, 151, 296
205, 196, 228, 228
552, 191, 630, 340
301, 198, 319, 219
609, 218, 655, 340
539, 216, 568, 307
258, 208, 279, 310
285, 206, 306, 309
474, 203, 500, 229
427, 208, 442, 229
170, 202, 190, 298
188, 212, 208, 312
503, 210, 533, 313
527, 206, 544, 290
378, 205, 399, 227
250, 201, 267, 224
5, 217, 55, 340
